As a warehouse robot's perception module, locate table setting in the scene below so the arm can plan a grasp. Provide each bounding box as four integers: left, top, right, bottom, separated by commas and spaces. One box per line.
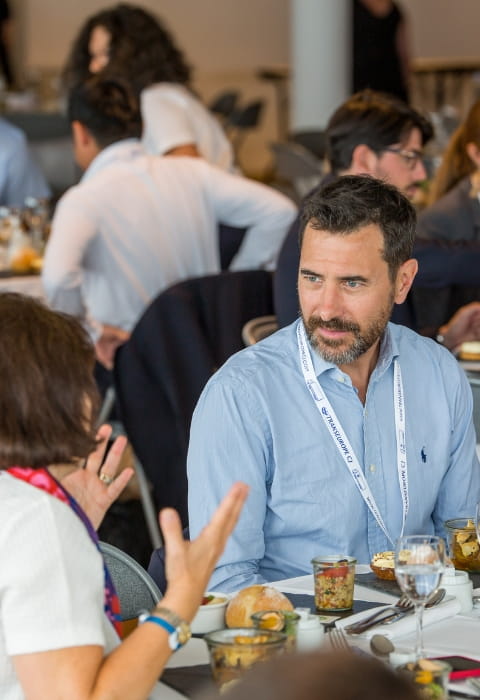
151, 507, 480, 698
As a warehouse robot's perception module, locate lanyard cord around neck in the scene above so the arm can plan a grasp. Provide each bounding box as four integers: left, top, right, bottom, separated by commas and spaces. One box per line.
297, 321, 408, 546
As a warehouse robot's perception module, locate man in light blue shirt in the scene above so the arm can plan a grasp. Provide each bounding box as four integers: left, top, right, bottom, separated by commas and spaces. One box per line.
0, 118, 50, 207
187, 175, 480, 592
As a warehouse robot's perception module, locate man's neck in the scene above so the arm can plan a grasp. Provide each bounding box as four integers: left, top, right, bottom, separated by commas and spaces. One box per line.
338, 340, 381, 404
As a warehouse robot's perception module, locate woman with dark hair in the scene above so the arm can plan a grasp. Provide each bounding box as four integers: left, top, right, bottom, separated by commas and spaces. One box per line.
0, 292, 248, 699
63, 3, 234, 170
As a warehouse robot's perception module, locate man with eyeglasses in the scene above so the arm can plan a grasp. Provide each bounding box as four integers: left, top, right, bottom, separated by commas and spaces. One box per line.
274, 89, 432, 326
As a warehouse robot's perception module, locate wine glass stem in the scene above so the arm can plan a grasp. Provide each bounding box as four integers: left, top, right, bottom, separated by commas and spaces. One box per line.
414, 602, 425, 659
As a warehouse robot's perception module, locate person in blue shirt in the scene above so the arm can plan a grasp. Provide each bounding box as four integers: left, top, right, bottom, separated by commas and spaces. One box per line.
187, 175, 480, 592
0, 118, 50, 207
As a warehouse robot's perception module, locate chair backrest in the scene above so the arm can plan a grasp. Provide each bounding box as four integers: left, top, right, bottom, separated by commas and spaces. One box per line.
209, 90, 239, 120
242, 314, 279, 346
100, 541, 162, 620
113, 270, 274, 526
270, 141, 324, 201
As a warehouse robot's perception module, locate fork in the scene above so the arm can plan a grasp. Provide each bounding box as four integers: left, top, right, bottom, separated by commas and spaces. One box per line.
329, 626, 352, 652
344, 594, 413, 633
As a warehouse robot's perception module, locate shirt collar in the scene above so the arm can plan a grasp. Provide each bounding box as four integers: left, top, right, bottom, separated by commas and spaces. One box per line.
81, 138, 144, 182
305, 321, 399, 380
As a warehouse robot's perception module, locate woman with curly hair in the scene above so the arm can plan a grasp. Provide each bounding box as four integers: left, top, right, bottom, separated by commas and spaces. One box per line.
63, 3, 234, 170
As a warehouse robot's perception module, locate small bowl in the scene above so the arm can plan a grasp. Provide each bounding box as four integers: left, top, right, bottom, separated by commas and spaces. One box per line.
444, 518, 480, 573
191, 592, 230, 634
370, 551, 396, 581
204, 627, 287, 688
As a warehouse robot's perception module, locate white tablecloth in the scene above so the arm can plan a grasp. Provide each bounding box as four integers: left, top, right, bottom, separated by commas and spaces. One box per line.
0, 274, 44, 299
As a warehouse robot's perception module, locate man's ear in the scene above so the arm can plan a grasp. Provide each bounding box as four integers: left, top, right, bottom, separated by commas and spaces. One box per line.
350, 144, 379, 175
394, 258, 418, 303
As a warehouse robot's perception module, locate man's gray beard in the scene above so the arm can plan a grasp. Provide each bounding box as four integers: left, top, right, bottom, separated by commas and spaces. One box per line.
303, 296, 394, 365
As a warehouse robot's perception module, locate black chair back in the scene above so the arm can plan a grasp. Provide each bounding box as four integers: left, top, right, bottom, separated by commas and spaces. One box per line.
114, 270, 274, 526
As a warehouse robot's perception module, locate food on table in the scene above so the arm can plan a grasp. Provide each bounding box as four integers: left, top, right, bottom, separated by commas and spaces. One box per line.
444, 518, 480, 573
370, 550, 396, 580
204, 627, 287, 689
459, 341, 480, 360
399, 659, 450, 699
201, 594, 228, 606
251, 610, 300, 651
312, 555, 356, 611
225, 584, 293, 628
10, 246, 41, 273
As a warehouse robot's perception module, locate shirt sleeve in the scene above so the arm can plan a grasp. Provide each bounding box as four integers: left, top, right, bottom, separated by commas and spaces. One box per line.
42, 190, 102, 340
200, 162, 297, 270
1, 490, 108, 655
432, 355, 480, 539
187, 372, 271, 592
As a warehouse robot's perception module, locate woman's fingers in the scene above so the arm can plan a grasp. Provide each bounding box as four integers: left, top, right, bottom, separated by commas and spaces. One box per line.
98, 434, 128, 481
85, 424, 113, 473
201, 482, 249, 550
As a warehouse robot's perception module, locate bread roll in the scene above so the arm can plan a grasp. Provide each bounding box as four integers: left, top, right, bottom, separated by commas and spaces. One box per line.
225, 585, 294, 628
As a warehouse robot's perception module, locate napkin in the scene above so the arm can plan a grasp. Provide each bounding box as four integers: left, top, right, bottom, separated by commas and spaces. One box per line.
337, 597, 461, 639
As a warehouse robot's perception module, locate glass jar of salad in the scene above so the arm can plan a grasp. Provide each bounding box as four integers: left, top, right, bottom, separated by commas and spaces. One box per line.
311, 555, 356, 611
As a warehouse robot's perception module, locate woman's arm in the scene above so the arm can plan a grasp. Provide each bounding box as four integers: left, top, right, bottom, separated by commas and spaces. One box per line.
12, 481, 248, 700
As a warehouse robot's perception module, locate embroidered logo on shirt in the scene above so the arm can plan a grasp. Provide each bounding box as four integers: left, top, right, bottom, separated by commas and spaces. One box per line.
421, 446, 427, 463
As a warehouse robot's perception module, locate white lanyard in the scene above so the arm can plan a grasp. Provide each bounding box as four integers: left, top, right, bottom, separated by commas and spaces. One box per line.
297, 321, 409, 546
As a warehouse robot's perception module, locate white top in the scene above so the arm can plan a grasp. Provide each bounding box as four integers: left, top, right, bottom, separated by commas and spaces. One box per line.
141, 83, 234, 171
0, 472, 119, 700
42, 139, 296, 338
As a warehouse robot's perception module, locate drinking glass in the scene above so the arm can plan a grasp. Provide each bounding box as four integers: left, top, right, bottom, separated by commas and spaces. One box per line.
394, 535, 445, 659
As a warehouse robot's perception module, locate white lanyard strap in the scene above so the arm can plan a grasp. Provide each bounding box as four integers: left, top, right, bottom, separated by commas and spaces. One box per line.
297, 321, 408, 546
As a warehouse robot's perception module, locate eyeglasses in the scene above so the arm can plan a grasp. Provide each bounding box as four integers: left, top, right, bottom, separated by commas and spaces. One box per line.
382, 147, 424, 170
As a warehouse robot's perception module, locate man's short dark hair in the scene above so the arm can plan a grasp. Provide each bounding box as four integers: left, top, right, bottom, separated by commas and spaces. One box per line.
0, 293, 100, 469
327, 89, 434, 173
300, 175, 417, 280
67, 75, 142, 148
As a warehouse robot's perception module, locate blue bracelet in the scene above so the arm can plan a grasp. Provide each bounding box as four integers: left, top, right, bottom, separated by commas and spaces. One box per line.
141, 614, 176, 635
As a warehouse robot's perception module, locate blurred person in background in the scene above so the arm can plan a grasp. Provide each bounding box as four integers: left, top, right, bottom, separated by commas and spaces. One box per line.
0, 0, 14, 88
0, 117, 50, 207
274, 90, 432, 328
42, 76, 296, 370
353, 0, 411, 103
0, 291, 248, 700
411, 99, 480, 339
63, 3, 234, 170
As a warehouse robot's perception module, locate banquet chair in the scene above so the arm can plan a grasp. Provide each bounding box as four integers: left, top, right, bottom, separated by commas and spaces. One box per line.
99, 541, 162, 626
242, 314, 279, 346
96, 389, 163, 552
270, 141, 324, 202
209, 90, 240, 124
113, 270, 274, 526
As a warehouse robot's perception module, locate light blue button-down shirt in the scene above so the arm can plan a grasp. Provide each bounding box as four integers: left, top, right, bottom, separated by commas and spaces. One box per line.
187, 320, 480, 592
0, 118, 50, 207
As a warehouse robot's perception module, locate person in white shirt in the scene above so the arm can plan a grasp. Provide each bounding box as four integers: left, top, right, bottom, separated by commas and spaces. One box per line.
42, 77, 296, 369
63, 3, 234, 170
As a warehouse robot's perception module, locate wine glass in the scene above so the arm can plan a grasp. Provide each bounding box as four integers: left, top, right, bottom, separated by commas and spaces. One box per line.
395, 535, 445, 659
